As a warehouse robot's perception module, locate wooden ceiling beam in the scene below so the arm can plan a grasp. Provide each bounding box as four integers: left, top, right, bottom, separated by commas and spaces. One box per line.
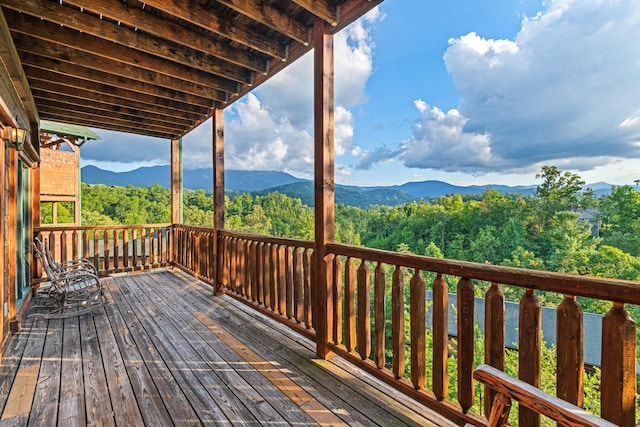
180, 0, 309, 45
32, 90, 195, 127
15, 37, 229, 102
6, 9, 244, 91
21, 58, 216, 109
289, 0, 337, 26
26, 67, 211, 115
30, 84, 198, 121
55, 0, 272, 71
0, 0, 254, 84
37, 102, 182, 134
34, 98, 185, 132
38, 111, 177, 139
131, 0, 287, 59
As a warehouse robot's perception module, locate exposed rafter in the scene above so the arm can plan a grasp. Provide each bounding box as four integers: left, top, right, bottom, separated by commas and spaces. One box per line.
0, 0, 382, 139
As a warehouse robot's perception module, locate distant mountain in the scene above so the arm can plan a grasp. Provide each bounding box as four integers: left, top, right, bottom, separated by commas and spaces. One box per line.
81, 166, 305, 192
253, 182, 415, 208
389, 181, 538, 198
81, 165, 615, 208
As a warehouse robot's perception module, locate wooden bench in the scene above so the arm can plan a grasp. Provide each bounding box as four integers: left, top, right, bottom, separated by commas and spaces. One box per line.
471, 364, 615, 427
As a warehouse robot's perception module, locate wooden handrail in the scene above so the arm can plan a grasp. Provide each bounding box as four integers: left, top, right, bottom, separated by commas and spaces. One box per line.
328, 242, 640, 304
473, 364, 615, 427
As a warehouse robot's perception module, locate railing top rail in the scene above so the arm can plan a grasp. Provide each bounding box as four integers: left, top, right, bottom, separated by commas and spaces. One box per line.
36, 224, 172, 232
173, 224, 216, 233
327, 242, 640, 305
220, 229, 315, 249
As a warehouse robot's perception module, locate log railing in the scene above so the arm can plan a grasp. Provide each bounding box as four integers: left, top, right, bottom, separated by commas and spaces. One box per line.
33, 224, 172, 280
172, 224, 217, 286
324, 242, 638, 426
215, 230, 316, 341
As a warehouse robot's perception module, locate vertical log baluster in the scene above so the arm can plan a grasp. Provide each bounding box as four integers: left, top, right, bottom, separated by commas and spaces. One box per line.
333, 256, 343, 346
140, 228, 147, 267
457, 278, 474, 413
263, 243, 271, 309
556, 295, 583, 407
392, 266, 405, 379
286, 246, 294, 319
239, 239, 247, 297
601, 302, 636, 427
410, 270, 426, 389
230, 238, 237, 293
132, 228, 138, 269
293, 248, 303, 322
344, 257, 357, 353
244, 240, 251, 301
158, 227, 165, 265
72, 230, 79, 260
256, 242, 264, 305
123, 228, 129, 270
82, 230, 89, 260
277, 245, 286, 315
93, 230, 100, 270
113, 229, 120, 272
247, 240, 255, 302
484, 282, 505, 416
48, 232, 56, 273
103, 230, 110, 272
519, 288, 541, 427
150, 227, 156, 266
303, 248, 312, 329
357, 260, 371, 360
432, 273, 448, 400
60, 230, 67, 264
269, 244, 278, 312
374, 262, 386, 369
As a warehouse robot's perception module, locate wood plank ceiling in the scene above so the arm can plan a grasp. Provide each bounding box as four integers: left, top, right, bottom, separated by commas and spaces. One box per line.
0, 0, 381, 140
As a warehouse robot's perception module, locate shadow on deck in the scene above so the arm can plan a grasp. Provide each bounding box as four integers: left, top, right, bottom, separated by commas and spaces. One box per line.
0, 270, 455, 426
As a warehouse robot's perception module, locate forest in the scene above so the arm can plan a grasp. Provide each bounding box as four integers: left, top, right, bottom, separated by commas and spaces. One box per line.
43, 165, 640, 421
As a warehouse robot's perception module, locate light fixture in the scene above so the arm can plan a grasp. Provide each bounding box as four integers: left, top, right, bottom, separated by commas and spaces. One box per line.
2, 126, 29, 150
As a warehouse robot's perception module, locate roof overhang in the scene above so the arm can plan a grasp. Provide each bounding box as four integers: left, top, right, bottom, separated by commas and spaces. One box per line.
0, 0, 383, 140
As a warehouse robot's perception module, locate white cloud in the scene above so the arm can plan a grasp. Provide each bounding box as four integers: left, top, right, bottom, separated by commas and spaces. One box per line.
388, 0, 640, 174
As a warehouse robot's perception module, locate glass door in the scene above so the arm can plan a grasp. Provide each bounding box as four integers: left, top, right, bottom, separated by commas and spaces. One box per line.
16, 161, 30, 306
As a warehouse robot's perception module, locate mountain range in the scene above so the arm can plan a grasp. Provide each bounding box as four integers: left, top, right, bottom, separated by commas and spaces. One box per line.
81, 165, 614, 208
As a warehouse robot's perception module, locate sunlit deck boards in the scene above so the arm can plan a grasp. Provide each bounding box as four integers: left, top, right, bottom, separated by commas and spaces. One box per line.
0, 270, 454, 426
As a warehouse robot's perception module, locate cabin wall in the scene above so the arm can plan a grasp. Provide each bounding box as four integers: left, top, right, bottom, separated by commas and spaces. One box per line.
0, 47, 36, 358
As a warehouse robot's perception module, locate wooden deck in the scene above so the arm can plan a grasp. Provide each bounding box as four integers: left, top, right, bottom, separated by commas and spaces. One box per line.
0, 269, 455, 426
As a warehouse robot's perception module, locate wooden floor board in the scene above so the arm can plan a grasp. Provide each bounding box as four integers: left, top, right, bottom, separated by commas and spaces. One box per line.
130, 273, 306, 426
0, 269, 455, 427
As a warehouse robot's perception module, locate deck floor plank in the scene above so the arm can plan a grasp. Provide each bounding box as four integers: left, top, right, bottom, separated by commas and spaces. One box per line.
58, 315, 86, 427
1, 316, 45, 424
27, 317, 62, 426
97, 281, 167, 426
155, 270, 451, 427
80, 311, 115, 427
103, 282, 202, 426
1, 269, 455, 427
129, 273, 307, 426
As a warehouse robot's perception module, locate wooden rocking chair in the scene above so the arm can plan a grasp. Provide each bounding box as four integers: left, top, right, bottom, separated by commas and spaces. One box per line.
29, 239, 105, 319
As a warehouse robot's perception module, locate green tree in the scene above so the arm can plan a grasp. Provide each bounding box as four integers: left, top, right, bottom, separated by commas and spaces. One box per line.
535, 165, 585, 225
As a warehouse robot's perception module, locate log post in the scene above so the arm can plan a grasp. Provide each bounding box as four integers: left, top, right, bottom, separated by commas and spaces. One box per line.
170, 138, 182, 227
556, 295, 583, 406
601, 302, 636, 426
484, 282, 505, 416
312, 18, 335, 359
212, 108, 224, 294
519, 289, 541, 427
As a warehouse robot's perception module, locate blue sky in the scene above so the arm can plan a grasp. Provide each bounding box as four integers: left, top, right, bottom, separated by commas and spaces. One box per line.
81, 0, 640, 187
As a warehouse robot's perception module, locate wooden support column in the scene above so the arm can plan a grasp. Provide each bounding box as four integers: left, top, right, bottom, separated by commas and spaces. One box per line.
30, 162, 40, 282
170, 138, 182, 225
0, 137, 5, 354
212, 109, 225, 293
313, 18, 335, 359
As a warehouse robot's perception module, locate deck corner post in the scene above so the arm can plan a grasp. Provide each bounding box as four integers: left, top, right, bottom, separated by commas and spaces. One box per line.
313, 17, 335, 359
212, 108, 225, 295
170, 138, 183, 227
